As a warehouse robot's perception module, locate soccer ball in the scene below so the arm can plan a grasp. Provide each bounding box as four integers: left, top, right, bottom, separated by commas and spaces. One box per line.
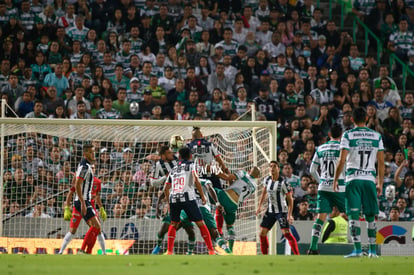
170, 135, 184, 149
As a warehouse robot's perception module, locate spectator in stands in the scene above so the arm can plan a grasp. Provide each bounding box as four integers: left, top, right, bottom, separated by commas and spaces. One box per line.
25, 100, 47, 118
294, 197, 314, 220
96, 96, 121, 119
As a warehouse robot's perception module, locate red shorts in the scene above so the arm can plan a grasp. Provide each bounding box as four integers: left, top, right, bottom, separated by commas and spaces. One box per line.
69, 207, 82, 229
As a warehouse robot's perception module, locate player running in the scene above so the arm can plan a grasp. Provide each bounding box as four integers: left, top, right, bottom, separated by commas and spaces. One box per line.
334, 107, 384, 258
256, 161, 299, 255
150, 145, 196, 255
186, 127, 228, 236
307, 123, 346, 255
59, 171, 107, 254
215, 167, 259, 252
164, 147, 215, 255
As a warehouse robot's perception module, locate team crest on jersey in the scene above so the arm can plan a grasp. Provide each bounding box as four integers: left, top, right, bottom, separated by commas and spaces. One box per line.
72, 218, 77, 223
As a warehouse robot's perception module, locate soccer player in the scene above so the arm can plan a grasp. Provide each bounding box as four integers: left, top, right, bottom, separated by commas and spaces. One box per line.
164, 147, 215, 255
256, 161, 299, 255
72, 144, 102, 254
150, 145, 196, 255
333, 107, 384, 258
307, 123, 346, 255
215, 166, 260, 252
59, 172, 107, 254
186, 127, 228, 236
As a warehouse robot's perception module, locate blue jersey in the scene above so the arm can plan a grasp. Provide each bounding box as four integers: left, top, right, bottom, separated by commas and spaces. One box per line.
74, 159, 94, 202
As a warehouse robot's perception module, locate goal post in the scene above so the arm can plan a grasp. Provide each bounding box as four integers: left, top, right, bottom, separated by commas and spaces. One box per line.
0, 117, 276, 254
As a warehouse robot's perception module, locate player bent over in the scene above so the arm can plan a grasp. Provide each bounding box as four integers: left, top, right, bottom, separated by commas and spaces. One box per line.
256, 161, 299, 255
334, 107, 384, 258
164, 147, 215, 255
59, 174, 107, 254
215, 167, 259, 252
307, 123, 346, 255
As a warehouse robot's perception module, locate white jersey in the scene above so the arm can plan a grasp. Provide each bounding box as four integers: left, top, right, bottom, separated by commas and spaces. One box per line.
187, 139, 220, 175
311, 140, 345, 192
340, 127, 384, 182
151, 158, 178, 188
263, 176, 292, 214
227, 170, 257, 204
195, 178, 212, 210
166, 160, 197, 203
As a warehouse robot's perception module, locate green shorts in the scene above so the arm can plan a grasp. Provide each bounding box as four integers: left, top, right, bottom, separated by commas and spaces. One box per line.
317, 191, 346, 214
200, 206, 217, 230
345, 179, 379, 216
216, 189, 238, 226
162, 211, 193, 227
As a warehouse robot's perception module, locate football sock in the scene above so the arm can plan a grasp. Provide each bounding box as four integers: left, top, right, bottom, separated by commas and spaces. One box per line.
228, 227, 235, 252
349, 217, 362, 252
199, 224, 214, 251
216, 237, 230, 252
215, 209, 224, 235
167, 226, 177, 253
86, 227, 100, 254
310, 218, 324, 251
156, 233, 164, 247
366, 215, 377, 253
188, 237, 196, 254
59, 232, 74, 253
260, 235, 269, 255
284, 232, 299, 255
97, 232, 106, 255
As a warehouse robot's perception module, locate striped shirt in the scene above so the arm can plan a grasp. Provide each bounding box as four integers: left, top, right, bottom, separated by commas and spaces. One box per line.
340, 127, 384, 182
74, 159, 94, 202
389, 31, 414, 51
102, 63, 116, 79
311, 140, 345, 192
96, 108, 121, 119
66, 26, 89, 42
263, 176, 292, 213
186, 139, 220, 176
19, 12, 35, 31
216, 40, 239, 56
166, 160, 197, 203
153, 158, 178, 181
310, 88, 334, 105
126, 89, 144, 103
195, 178, 212, 209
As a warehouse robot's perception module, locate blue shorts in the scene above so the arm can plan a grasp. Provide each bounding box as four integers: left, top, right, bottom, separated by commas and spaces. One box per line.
74, 200, 96, 223
260, 211, 289, 230
170, 200, 203, 223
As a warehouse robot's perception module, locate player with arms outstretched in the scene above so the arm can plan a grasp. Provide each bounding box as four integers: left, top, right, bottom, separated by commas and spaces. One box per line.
256, 161, 299, 255
307, 123, 346, 255
150, 145, 196, 255
186, 127, 228, 236
164, 147, 215, 255
334, 107, 384, 258
215, 167, 259, 252
59, 168, 107, 254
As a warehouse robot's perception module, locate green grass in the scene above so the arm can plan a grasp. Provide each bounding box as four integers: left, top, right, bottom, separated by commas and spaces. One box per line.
1, 255, 413, 275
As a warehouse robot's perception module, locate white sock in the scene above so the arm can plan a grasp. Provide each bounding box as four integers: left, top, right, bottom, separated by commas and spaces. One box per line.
97, 233, 106, 255
59, 232, 74, 254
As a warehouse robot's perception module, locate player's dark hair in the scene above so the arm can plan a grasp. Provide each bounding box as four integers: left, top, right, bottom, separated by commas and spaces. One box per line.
352, 107, 367, 124
270, 160, 279, 167
330, 123, 343, 139
179, 147, 191, 160
83, 143, 93, 152
159, 145, 170, 156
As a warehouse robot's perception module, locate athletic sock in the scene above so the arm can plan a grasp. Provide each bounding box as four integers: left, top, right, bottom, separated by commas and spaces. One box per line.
167, 225, 177, 253
228, 227, 235, 252
187, 237, 196, 254
366, 215, 377, 253
349, 218, 362, 252
59, 232, 74, 254
199, 224, 214, 251
260, 235, 269, 255
215, 209, 224, 235
284, 232, 300, 255
156, 233, 164, 247
216, 237, 230, 252
310, 219, 324, 251
86, 227, 100, 254
97, 232, 106, 255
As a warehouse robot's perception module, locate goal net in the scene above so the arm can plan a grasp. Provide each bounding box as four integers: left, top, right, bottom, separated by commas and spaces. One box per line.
0, 118, 276, 255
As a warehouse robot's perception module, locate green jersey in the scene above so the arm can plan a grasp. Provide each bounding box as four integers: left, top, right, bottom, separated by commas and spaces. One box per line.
340, 127, 384, 182
195, 178, 212, 210
311, 140, 345, 192
227, 170, 257, 204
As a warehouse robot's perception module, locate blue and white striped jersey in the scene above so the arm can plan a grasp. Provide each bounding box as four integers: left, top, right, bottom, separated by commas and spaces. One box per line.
74, 159, 94, 202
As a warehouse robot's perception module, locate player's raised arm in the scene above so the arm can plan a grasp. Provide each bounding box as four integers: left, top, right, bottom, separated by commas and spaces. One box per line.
217, 171, 237, 182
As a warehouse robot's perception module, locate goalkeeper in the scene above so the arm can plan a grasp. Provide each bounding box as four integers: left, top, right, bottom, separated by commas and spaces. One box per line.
58, 174, 107, 254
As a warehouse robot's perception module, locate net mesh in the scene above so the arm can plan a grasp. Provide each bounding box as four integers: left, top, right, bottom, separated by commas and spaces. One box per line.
1, 119, 272, 254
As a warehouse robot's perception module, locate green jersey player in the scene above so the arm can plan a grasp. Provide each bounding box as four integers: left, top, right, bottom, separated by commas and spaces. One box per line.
308, 123, 346, 255
216, 167, 260, 252
334, 107, 385, 258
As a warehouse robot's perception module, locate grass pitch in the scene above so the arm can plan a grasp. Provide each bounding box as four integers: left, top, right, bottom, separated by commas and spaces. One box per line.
1, 255, 413, 275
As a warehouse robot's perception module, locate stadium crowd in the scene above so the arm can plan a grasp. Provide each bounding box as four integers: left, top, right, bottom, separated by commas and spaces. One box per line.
1, 0, 414, 223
